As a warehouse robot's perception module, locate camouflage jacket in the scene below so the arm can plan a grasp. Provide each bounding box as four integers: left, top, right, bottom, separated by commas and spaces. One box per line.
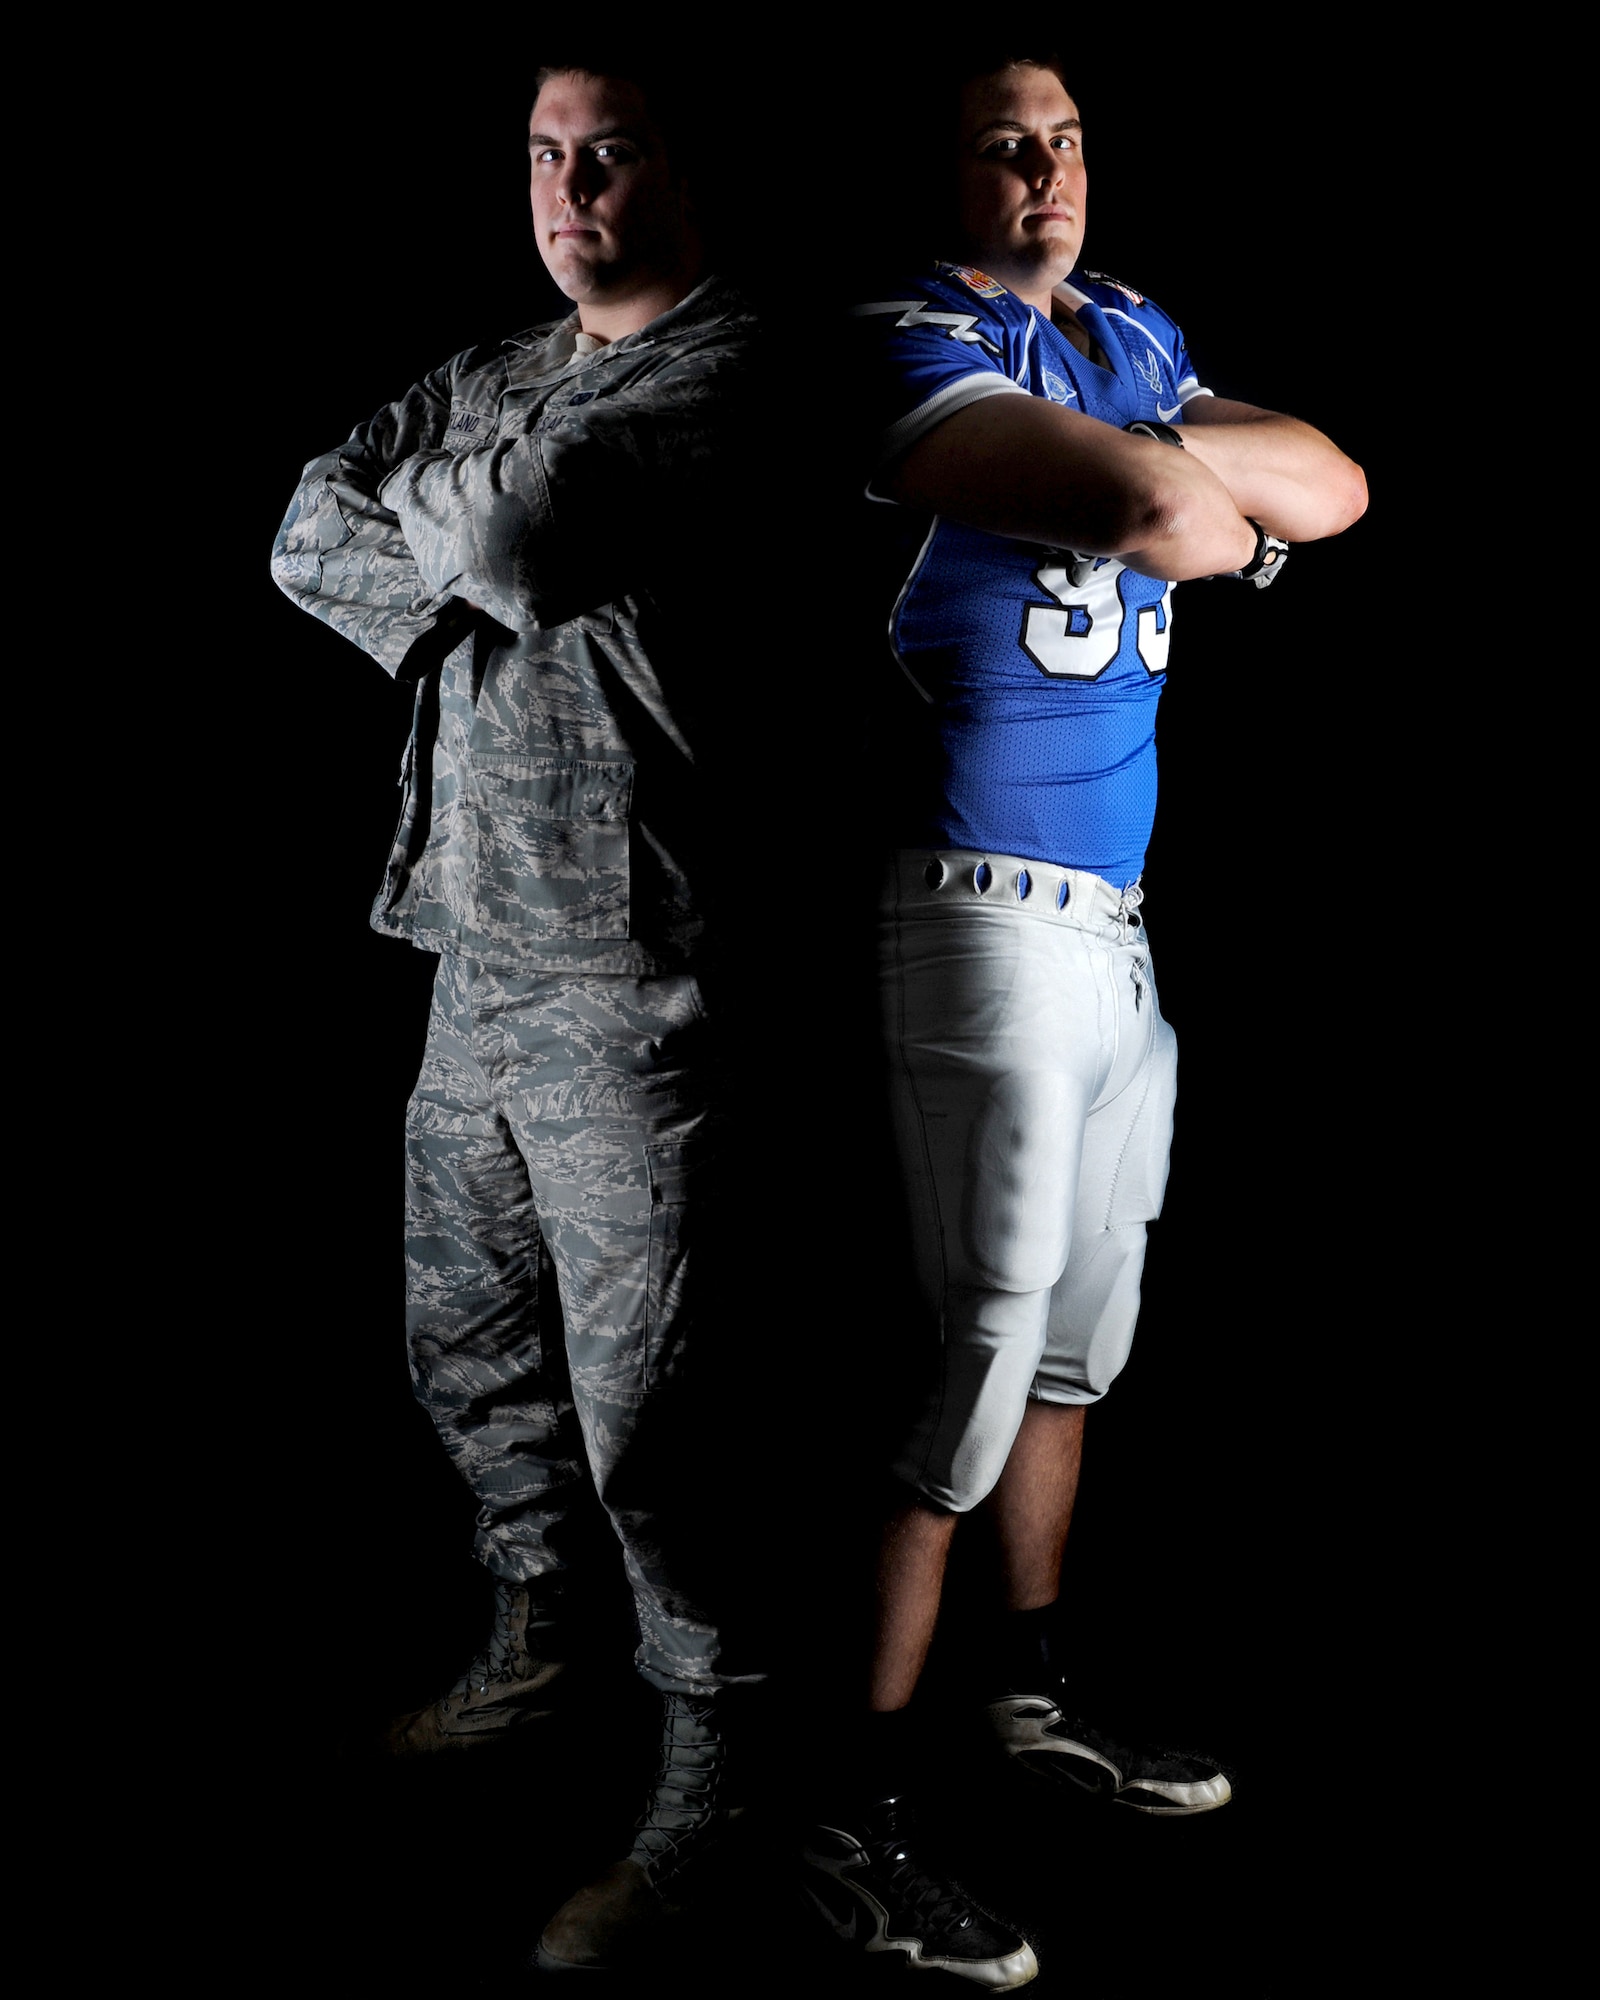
271, 276, 761, 974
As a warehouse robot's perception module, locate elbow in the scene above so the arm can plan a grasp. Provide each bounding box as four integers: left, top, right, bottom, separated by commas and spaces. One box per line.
1302, 456, 1369, 541
1121, 477, 1236, 579
1113, 476, 1193, 556
1335, 458, 1369, 534
269, 539, 318, 606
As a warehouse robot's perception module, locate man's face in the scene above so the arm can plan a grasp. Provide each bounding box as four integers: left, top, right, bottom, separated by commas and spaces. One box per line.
954, 64, 1086, 307
528, 70, 693, 309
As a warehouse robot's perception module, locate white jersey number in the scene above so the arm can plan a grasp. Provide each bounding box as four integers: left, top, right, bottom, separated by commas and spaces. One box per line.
1020, 556, 1171, 680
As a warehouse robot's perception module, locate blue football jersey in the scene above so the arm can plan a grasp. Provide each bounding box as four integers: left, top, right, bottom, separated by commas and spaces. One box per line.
848, 261, 1209, 886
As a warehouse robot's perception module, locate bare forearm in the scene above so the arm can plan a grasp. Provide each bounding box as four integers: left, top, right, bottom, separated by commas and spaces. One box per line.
884, 396, 1257, 581
1178, 398, 1367, 542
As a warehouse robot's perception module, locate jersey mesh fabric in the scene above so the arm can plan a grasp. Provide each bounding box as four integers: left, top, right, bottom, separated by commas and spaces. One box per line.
853, 264, 1201, 883
897, 524, 1166, 881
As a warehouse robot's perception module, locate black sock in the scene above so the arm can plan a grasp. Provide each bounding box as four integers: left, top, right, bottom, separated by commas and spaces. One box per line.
810, 1706, 922, 1818
987, 1600, 1064, 1696
861, 1707, 922, 1803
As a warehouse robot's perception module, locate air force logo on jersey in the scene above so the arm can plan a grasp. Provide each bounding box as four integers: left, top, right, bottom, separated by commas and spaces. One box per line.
1136, 349, 1162, 395
1041, 368, 1077, 405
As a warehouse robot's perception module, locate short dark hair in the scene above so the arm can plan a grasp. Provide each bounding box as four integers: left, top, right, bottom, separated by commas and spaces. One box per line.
884, 47, 1084, 270
529, 45, 700, 183
945, 47, 1075, 100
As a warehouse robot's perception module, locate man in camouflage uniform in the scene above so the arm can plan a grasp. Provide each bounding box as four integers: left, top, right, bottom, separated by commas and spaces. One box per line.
271, 56, 760, 1973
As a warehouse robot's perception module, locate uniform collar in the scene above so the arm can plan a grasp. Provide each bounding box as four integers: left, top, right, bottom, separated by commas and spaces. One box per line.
501, 271, 745, 373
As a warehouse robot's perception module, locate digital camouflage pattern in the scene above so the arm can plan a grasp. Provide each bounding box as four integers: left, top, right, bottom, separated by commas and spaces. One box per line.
271, 277, 763, 1693
270, 275, 760, 973
406, 954, 731, 1691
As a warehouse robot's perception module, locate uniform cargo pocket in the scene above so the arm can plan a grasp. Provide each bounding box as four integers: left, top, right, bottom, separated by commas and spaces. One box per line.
465, 756, 632, 940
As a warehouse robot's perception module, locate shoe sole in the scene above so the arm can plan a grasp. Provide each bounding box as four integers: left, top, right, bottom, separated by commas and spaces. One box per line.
1005, 1748, 1232, 1814
1111, 1776, 1233, 1815
534, 1943, 610, 1973
798, 1875, 1039, 1989
989, 1702, 1232, 1816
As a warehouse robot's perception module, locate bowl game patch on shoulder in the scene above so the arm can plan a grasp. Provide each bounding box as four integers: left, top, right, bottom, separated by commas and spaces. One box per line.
1080, 270, 1145, 306
943, 264, 1008, 299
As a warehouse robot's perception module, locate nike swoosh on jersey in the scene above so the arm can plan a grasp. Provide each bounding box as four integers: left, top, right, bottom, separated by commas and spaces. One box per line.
1156, 402, 1183, 421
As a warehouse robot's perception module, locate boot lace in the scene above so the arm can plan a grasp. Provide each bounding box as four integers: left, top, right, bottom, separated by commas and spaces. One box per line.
631, 1694, 726, 1881
453, 1579, 523, 1695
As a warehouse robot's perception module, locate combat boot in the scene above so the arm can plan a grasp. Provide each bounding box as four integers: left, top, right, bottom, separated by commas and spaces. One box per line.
534, 1691, 730, 1972
383, 1576, 569, 1756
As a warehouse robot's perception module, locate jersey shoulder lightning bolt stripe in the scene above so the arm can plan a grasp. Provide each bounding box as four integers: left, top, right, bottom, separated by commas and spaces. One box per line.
848, 263, 1207, 887
849, 261, 1207, 481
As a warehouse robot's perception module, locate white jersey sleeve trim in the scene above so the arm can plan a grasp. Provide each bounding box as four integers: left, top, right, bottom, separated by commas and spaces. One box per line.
867, 374, 1028, 500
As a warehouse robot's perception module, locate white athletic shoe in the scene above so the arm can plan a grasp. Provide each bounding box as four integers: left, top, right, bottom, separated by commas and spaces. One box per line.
986, 1688, 1233, 1816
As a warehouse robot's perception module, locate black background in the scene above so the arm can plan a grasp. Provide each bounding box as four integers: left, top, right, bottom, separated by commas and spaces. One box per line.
206, 32, 1439, 1996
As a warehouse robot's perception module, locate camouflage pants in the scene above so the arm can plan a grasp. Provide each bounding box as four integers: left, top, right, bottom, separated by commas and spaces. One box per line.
404, 951, 736, 1692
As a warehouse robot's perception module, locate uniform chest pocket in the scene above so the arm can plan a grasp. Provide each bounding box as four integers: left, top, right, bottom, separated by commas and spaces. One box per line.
464, 756, 632, 941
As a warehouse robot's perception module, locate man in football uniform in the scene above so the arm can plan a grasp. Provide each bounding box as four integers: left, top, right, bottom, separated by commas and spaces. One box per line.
798, 50, 1366, 1986
271, 52, 764, 1976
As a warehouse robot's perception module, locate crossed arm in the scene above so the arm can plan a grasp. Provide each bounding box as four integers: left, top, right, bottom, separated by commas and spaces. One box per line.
377, 380, 727, 633
273, 337, 758, 671
881, 390, 1367, 581
271, 367, 476, 680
